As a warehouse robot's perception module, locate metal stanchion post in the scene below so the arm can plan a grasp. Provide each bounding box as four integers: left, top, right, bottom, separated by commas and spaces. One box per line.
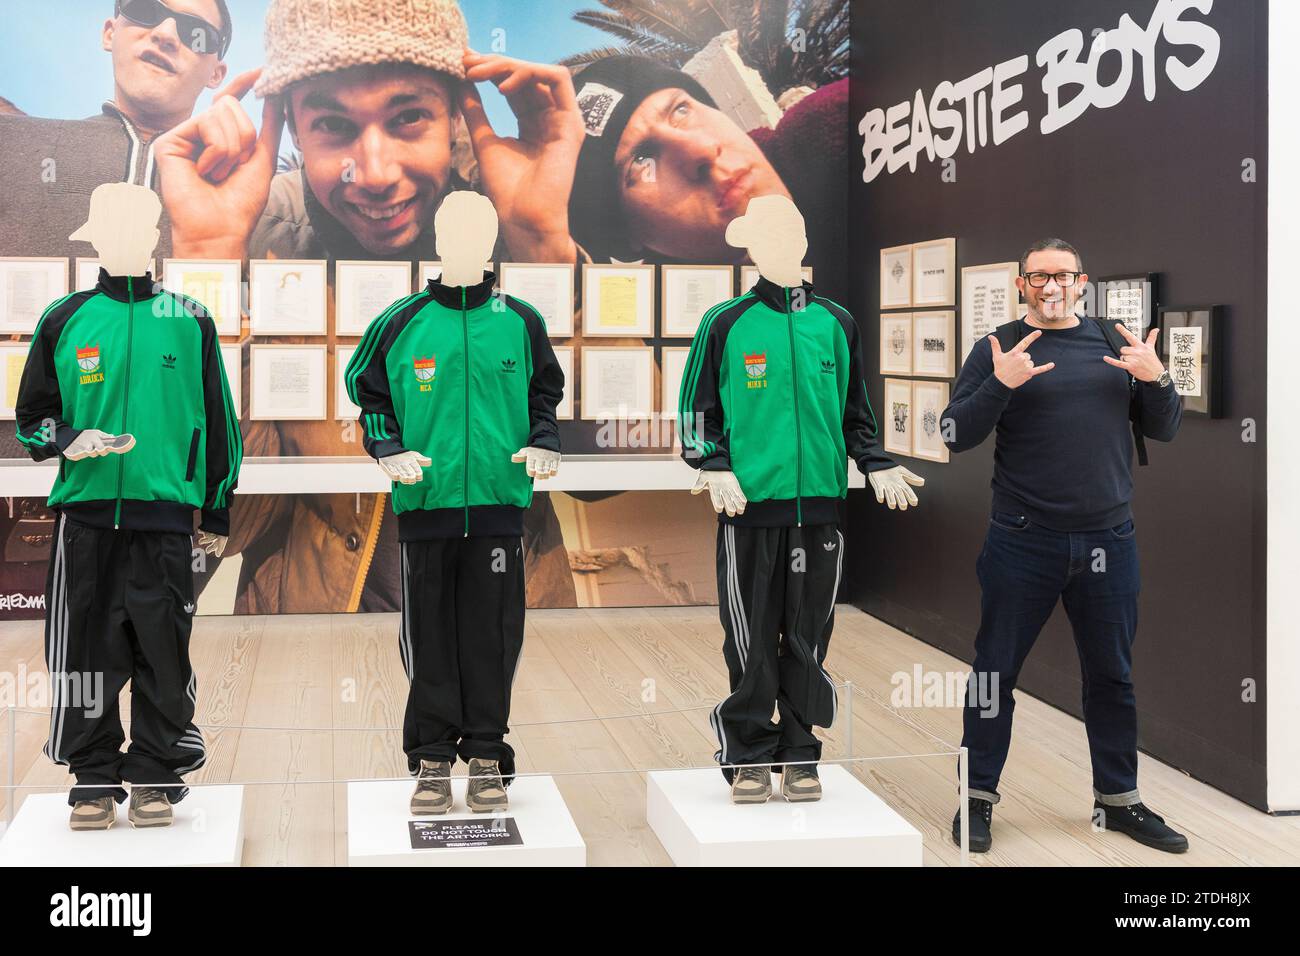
958, 745, 969, 866
843, 681, 854, 758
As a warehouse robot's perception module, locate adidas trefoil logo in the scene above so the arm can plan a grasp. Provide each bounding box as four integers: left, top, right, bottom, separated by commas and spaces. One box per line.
500, 358, 517, 373
183, 602, 196, 614
820, 359, 835, 374
823, 541, 836, 551
162, 353, 177, 370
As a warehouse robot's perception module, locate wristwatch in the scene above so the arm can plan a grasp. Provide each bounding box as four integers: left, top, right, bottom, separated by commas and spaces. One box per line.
1151, 369, 1172, 388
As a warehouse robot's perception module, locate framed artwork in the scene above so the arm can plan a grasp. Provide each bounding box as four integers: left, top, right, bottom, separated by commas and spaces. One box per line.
662, 265, 732, 337
0, 257, 69, 333
335, 260, 411, 336
0, 343, 29, 419
553, 346, 574, 420
1100, 272, 1158, 338
499, 262, 575, 337
740, 265, 812, 292
219, 344, 242, 417
911, 237, 956, 308
76, 258, 156, 290
911, 381, 950, 463
335, 345, 361, 421
249, 344, 327, 421
582, 263, 654, 337
580, 346, 654, 420
879, 244, 912, 310
163, 258, 242, 337
660, 346, 691, 418
879, 313, 913, 375
912, 311, 956, 378
418, 261, 442, 284
1160, 305, 1223, 418
883, 378, 913, 457
249, 259, 328, 335
960, 262, 1019, 362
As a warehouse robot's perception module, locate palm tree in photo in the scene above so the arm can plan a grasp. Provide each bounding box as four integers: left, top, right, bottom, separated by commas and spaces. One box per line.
562, 0, 849, 93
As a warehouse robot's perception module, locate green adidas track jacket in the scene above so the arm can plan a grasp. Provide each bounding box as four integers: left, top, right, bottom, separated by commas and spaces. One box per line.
678, 275, 895, 527
15, 270, 243, 534
344, 271, 564, 540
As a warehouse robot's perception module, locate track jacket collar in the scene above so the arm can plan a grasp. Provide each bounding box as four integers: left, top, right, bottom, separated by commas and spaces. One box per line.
751, 273, 816, 312
425, 270, 497, 309
95, 268, 159, 302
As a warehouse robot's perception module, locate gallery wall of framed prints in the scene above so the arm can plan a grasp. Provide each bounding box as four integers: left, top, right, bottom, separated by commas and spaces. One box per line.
162, 258, 243, 337
582, 263, 655, 338
876, 240, 958, 463
249, 344, 328, 421
1160, 305, 1223, 418
499, 262, 575, 337
740, 264, 812, 292
249, 259, 329, 336
580, 346, 655, 420
960, 261, 1019, 362
335, 260, 412, 337
0, 257, 68, 333
662, 265, 732, 337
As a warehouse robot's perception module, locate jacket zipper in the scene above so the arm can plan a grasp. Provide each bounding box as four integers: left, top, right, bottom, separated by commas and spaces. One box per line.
114, 284, 136, 529
785, 287, 804, 527
461, 287, 470, 537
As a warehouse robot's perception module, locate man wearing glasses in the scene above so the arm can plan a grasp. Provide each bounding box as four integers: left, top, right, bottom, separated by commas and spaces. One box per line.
941, 238, 1184, 855
0, 0, 231, 263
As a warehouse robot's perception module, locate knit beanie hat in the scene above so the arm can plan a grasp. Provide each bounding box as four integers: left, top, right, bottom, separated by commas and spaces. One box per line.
567, 56, 716, 261
254, 0, 468, 97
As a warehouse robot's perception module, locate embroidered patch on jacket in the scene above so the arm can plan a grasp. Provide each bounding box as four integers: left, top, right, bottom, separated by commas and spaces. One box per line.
76, 345, 104, 385
744, 352, 767, 389
414, 355, 436, 392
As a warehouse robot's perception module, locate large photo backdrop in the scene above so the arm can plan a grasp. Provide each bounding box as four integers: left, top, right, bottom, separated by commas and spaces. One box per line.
0, 0, 850, 616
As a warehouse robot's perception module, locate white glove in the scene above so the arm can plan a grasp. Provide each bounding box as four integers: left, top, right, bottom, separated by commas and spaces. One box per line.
511, 446, 560, 478
196, 531, 227, 557
869, 466, 925, 510
379, 451, 432, 485
691, 470, 747, 517
63, 429, 135, 460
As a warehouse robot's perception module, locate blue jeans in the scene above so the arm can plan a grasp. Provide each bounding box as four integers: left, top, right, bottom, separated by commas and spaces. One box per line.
960, 511, 1142, 807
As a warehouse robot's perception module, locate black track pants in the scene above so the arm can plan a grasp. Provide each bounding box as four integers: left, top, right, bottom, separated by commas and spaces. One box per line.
399, 536, 525, 782
43, 514, 204, 806
711, 522, 842, 783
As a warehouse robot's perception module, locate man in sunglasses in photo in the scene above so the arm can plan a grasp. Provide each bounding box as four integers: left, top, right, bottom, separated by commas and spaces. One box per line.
941, 238, 1184, 855
0, 0, 232, 263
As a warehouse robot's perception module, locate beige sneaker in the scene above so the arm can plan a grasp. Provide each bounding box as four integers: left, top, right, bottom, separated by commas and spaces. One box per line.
127, 787, 174, 828
466, 758, 508, 813
730, 764, 772, 804
69, 796, 116, 831
410, 759, 454, 815
781, 763, 822, 802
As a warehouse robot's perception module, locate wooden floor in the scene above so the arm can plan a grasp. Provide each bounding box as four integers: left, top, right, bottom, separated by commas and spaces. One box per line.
2, 606, 1296, 866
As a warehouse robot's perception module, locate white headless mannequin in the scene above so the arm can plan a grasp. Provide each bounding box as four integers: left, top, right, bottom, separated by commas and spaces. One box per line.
66, 183, 227, 552
377, 191, 560, 487
692, 195, 924, 513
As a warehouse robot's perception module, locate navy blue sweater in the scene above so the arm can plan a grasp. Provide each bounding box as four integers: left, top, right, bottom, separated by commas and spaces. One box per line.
942, 319, 1182, 531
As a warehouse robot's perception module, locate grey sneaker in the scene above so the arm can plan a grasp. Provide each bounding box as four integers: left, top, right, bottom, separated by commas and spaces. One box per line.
466, 758, 508, 813
69, 796, 116, 831
128, 787, 173, 828
781, 763, 822, 802
410, 759, 453, 815
731, 764, 772, 804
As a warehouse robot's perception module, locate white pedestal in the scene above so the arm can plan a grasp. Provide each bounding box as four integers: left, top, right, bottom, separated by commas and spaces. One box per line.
347, 775, 586, 867
0, 787, 246, 867
647, 765, 922, 866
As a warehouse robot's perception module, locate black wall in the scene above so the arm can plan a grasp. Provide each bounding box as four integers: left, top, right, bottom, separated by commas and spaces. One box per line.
846, 0, 1268, 807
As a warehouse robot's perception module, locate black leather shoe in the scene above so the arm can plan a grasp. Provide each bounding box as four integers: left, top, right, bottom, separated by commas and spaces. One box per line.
1094, 800, 1189, 853
951, 797, 993, 852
